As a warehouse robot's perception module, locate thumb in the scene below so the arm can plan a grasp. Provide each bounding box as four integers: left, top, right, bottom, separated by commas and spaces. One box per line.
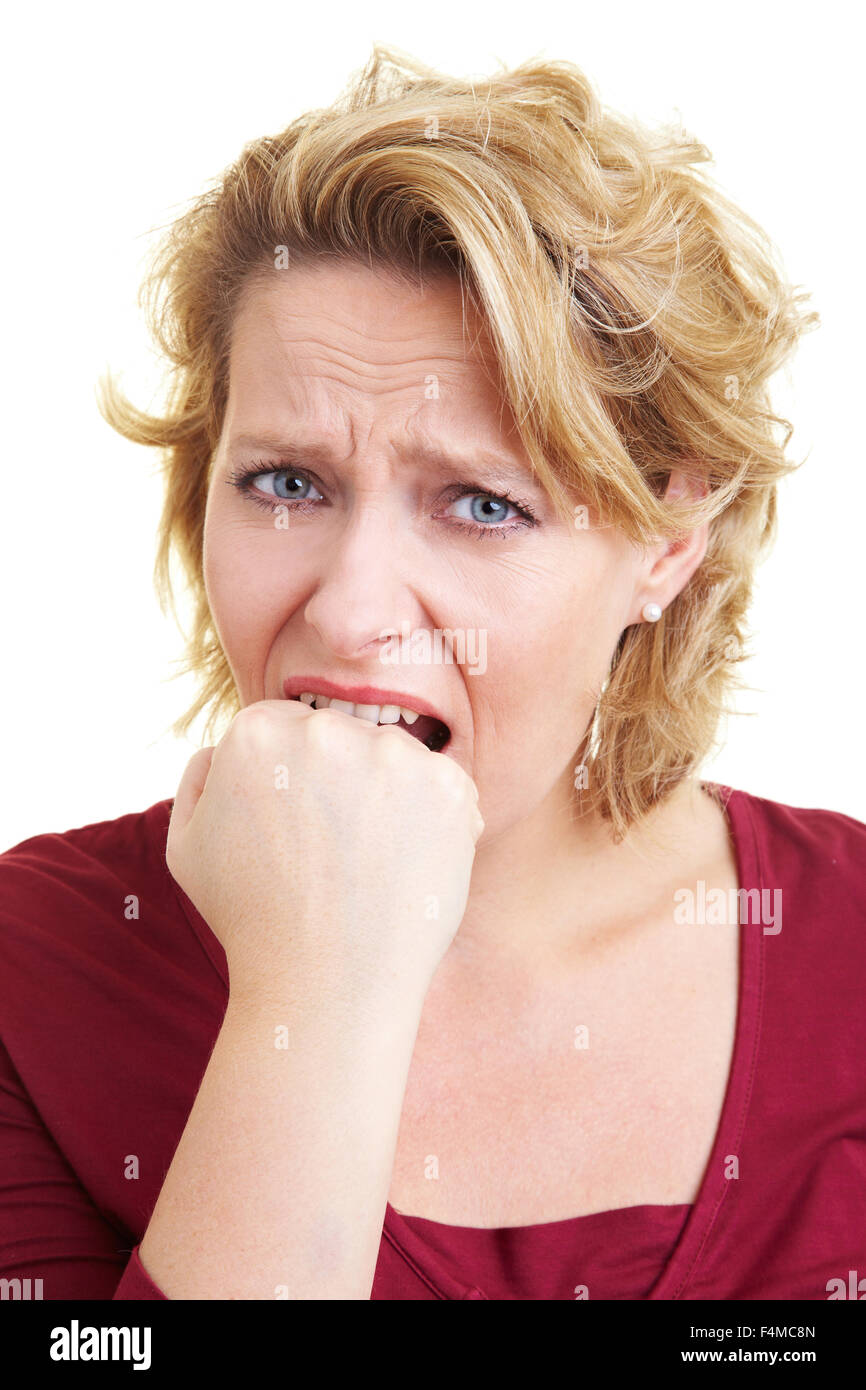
169, 746, 216, 837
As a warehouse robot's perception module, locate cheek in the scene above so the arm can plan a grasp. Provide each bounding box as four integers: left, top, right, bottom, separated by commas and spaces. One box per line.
203, 519, 289, 652
468, 583, 621, 780
467, 704, 591, 830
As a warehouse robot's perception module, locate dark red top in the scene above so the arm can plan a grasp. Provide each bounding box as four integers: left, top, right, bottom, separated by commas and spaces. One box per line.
1, 783, 864, 1300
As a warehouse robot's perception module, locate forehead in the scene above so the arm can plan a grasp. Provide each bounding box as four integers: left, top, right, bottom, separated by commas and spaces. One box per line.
229, 259, 497, 377
223, 258, 522, 450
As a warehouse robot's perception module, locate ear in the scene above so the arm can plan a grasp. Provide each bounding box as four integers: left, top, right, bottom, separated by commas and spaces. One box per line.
627, 469, 709, 625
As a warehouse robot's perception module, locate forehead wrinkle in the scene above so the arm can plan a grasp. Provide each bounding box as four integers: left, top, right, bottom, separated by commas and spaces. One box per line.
226, 281, 527, 481
229, 340, 498, 430
233, 322, 480, 383
233, 277, 491, 371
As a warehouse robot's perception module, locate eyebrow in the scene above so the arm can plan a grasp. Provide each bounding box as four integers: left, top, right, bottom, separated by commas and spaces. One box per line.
226, 432, 540, 491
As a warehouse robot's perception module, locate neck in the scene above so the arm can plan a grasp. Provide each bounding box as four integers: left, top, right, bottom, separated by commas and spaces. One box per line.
443, 770, 717, 978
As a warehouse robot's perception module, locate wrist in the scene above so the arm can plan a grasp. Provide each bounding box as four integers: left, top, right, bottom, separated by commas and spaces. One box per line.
224, 955, 431, 1031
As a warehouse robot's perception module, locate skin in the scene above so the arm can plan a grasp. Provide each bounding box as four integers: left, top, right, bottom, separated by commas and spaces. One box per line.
203, 256, 725, 980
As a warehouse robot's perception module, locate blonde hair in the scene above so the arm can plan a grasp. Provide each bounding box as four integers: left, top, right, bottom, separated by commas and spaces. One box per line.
98, 43, 818, 841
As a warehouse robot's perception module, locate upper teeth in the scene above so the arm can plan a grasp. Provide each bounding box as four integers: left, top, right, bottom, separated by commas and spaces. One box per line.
297, 693, 421, 726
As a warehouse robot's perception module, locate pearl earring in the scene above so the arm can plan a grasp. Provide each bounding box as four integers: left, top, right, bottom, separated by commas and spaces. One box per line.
642, 602, 662, 622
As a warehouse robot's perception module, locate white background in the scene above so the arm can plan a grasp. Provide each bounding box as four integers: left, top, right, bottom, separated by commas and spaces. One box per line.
1, 0, 863, 850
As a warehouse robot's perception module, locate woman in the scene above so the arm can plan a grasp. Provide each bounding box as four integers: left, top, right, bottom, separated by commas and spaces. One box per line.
1, 45, 863, 1303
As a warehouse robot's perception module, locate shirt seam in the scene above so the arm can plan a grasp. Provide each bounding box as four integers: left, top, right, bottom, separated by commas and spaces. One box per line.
379, 1224, 452, 1299
665, 784, 766, 1299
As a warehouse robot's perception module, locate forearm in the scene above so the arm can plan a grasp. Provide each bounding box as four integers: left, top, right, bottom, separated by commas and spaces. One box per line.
138, 975, 426, 1299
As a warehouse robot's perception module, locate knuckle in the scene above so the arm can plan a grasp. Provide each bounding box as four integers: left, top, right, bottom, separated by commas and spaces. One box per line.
229, 702, 276, 741
303, 705, 344, 751
434, 757, 469, 795
376, 724, 418, 764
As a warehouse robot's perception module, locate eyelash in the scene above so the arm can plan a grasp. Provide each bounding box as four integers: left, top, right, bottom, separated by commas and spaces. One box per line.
225, 460, 539, 540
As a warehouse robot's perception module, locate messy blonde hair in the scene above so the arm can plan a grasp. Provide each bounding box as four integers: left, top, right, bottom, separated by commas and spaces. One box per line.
98, 43, 818, 841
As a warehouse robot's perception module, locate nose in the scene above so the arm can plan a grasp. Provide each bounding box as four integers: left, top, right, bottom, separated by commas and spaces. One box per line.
301, 496, 421, 661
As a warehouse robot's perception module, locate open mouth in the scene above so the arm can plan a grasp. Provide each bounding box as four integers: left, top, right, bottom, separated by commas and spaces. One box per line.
289, 695, 451, 753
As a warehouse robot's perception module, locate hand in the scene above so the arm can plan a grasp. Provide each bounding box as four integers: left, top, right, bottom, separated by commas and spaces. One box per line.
166, 700, 484, 1003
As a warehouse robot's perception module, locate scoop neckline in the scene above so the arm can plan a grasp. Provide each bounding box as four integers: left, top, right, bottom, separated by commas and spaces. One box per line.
380, 781, 765, 1300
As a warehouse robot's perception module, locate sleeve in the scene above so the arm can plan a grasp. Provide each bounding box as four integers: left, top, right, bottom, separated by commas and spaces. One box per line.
112, 1245, 168, 1300
0, 1034, 168, 1300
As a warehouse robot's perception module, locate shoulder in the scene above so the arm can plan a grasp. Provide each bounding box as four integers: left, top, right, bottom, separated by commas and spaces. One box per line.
0, 798, 201, 1022
724, 783, 866, 890
718, 783, 866, 1008
0, 799, 175, 920
0, 798, 175, 862
0, 800, 226, 1229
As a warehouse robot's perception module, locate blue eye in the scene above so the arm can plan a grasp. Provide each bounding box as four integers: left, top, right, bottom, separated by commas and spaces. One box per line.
448, 492, 516, 526
247, 471, 324, 503
225, 463, 538, 540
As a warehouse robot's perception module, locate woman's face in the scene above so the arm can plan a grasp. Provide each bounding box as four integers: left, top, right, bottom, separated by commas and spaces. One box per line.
203, 259, 675, 836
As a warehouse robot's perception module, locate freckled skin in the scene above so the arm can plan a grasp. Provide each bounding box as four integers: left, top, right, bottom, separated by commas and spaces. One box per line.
203, 258, 713, 972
